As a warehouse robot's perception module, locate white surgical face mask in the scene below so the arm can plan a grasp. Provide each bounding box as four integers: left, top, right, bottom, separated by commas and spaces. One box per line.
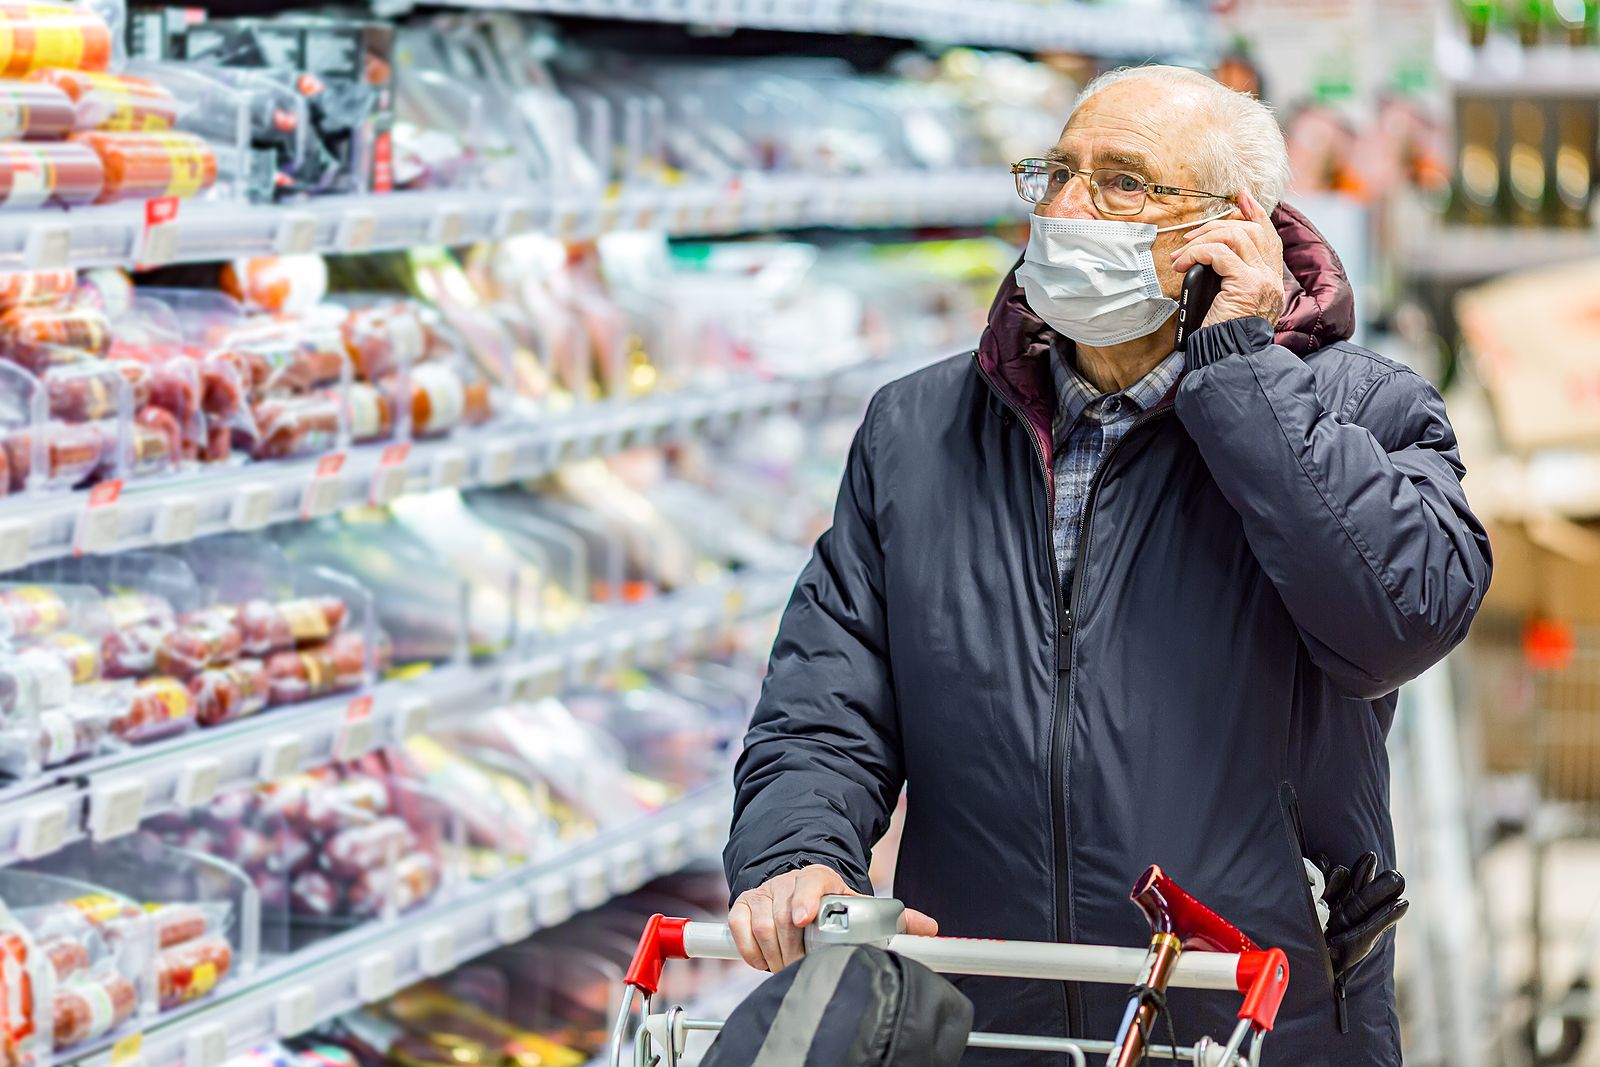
1014, 211, 1226, 347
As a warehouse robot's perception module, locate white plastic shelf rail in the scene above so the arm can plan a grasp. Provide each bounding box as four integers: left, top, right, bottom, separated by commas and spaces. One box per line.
62, 784, 734, 1067
0, 171, 1019, 273
428, 0, 1202, 55
0, 567, 796, 868
1399, 225, 1600, 280
0, 375, 836, 575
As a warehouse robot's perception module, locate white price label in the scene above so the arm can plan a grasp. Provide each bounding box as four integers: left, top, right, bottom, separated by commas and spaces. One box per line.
276, 211, 319, 255
494, 199, 534, 238
566, 644, 602, 687
534, 877, 572, 928
139, 221, 180, 266
356, 951, 397, 1003
493, 893, 533, 945
73, 480, 123, 557
430, 448, 468, 490
274, 986, 316, 1037
16, 802, 68, 860
429, 204, 467, 246
300, 453, 346, 519
503, 658, 562, 702
368, 462, 408, 507
479, 441, 516, 486
89, 778, 146, 841
573, 858, 609, 909
608, 844, 648, 893
652, 825, 688, 873
336, 695, 376, 762
337, 210, 378, 254
153, 495, 199, 545
0, 519, 30, 572
185, 1024, 229, 1067
258, 734, 305, 782
419, 926, 455, 976
393, 695, 431, 741
230, 484, 276, 531
24, 223, 70, 270
175, 757, 222, 809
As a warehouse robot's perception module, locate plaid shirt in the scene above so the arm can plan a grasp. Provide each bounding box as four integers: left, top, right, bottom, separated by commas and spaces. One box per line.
1050, 345, 1185, 595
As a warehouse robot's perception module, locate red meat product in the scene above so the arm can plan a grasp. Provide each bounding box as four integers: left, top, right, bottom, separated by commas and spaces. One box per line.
128, 405, 181, 477
39, 936, 88, 981
348, 851, 438, 917
45, 366, 125, 423
4, 421, 103, 490
101, 622, 166, 678
0, 4, 114, 78
27, 69, 177, 132
322, 815, 410, 880
250, 393, 339, 460
342, 304, 428, 382
199, 355, 248, 419
73, 131, 216, 204
25, 630, 98, 684
263, 632, 365, 705
51, 973, 136, 1048
189, 658, 268, 726
234, 596, 347, 656
148, 903, 207, 949
0, 585, 68, 638
156, 935, 231, 1009
346, 382, 394, 443
36, 700, 107, 766
266, 826, 315, 878
0, 80, 74, 139
289, 870, 339, 917
297, 774, 388, 836
156, 610, 242, 678
0, 141, 104, 208
0, 303, 110, 367
107, 676, 194, 743
202, 421, 231, 464
0, 268, 75, 306
101, 592, 175, 633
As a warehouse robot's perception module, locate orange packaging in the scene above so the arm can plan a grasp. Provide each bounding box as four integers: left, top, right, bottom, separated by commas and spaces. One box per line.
0, 3, 113, 78
29, 68, 177, 131
73, 130, 216, 204
0, 268, 76, 308
0, 140, 103, 207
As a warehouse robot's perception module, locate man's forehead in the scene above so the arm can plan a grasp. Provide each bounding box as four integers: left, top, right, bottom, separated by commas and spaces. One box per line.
1046, 142, 1157, 173
1051, 87, 1209, 181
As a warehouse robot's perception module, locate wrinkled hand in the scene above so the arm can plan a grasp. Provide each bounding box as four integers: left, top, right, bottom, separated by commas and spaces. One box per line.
1314, 852, 1409, 975
1170, 191, 1286, 329
728, 864, 938, 973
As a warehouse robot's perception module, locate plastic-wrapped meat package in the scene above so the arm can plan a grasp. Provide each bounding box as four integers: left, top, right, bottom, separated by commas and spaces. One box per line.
123, 405, 183, 479
264, 773, 389, 837
0, 141, 105, 207
156, 935, 232, 1009
33, 698, 113, 769
341, 303, 429, 383
348, 851, 438, 918
100, 676, 195, 744
43, 362, 137, 424
52, 971, 138, 1047
3, 421, 105, 491
347, 381, 395, 444
74, 131, 218, 204
234, 596, 347, 656
323, 816, 409, 880
407, 362, 491, 437
0, 304, 111, 369
0, 80, 75, 139
21, 630, 100, 685
250, 393, 341, 460
189, 658, 269, 726
221, 256, 328, 316
156, 607, 242, 678
223, 317, 347, 396
0, 586, 72, 640
28, 69, 179, 132
0, 269, 76, 307
0, 3, 113, 78
263, 631, 367, 705
99, 593, 177, 679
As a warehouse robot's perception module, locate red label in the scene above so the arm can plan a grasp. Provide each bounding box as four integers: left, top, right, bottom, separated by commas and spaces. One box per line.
380, 442, 410, 467
314, 453, 345, 479
346, 695, 373, 721
88, 480, 122, 507
144, 197, 179, 227
371, 131, 393, 194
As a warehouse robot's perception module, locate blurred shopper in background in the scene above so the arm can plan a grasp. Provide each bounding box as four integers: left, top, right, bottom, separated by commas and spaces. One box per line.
724, 65, 1493, 1065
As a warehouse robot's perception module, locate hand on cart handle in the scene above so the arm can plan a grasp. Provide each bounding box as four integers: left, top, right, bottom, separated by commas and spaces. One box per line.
729, 864, 938, 972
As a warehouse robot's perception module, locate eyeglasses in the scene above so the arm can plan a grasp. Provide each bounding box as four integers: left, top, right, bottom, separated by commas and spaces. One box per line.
1010, 158, 1236, 217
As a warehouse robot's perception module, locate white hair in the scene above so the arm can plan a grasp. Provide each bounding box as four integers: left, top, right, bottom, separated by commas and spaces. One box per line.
1069, 65, 1293, 213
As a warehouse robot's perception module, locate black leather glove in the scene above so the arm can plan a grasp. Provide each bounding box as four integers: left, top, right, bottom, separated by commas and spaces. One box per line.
1313, 851, 1409, 975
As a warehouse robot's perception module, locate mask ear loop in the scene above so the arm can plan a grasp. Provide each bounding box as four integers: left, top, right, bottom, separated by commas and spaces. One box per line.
1154, 203, 1238, 233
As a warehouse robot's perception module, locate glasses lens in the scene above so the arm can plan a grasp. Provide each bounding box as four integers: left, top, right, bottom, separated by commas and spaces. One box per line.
1013, 161, 1053, 204
1092, 169, 1147, 215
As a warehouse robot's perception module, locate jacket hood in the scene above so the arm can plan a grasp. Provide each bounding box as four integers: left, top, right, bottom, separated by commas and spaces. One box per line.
975, 201, 1357, 461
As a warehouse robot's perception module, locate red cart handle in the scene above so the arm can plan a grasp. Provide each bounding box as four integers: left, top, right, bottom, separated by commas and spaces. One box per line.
1131, 865, 1258, 954
624, 913, 690, 995
1236, 948, 1290, 1031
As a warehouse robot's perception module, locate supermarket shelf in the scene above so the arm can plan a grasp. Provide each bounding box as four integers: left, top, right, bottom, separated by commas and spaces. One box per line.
0, 566, 797, 869
0, 373, 842, 575
0, 171, 1021, 272
1398, 226, 1600, 280
424, 0, 1202, 55
64, 782, 734, 1067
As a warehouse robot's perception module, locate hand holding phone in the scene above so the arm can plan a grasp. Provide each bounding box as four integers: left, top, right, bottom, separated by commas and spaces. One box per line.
1174, 263, 1221, 351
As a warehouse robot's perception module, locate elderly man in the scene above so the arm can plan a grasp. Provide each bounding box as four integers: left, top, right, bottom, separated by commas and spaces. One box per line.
723, 65, 1491, 1065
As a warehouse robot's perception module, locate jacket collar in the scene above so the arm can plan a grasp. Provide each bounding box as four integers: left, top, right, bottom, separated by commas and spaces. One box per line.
975, 201, 1357, 473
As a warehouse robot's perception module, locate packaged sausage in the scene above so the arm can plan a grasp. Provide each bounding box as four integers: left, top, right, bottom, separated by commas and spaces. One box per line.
0, 585, 69, 639
250, 393, 340, 460
0, 3, 114, 78
0, 268, 75, 307
52, 972, 137, 1048
23, 630, 98, 684
155, 609, 242, 678
234, 596, 347, 656
3, 421, 104, 491
263, 631, 366, 705
28, 68, 177, 131
346, 382, 394, 443
128, 404, 182, 477
15, 646, 71, 707
100, 592, 175, 633
0, 140, 104, 207
74, 130, 216, 204
156, 934, 231, 1009
0, 79, 73, 138
348, 850, 439, 917
189, 658, 268, 726
0, 303, 111, 364
293, 774, 388, 836
34, 698, 110, 767
44, 362, 131, 424
322, 815, 408, 880
148, 903, 208, 948
104, 676, 194, 743
407, 363, 492, 436
289, 869, 339, 918
39, 935, 89, 981
342, 303, 428, 382
220, 255, 327, 316
100, 622, 164, 678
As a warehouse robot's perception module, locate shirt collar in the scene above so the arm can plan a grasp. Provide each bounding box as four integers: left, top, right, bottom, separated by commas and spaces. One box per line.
1051, 339, 1185, 438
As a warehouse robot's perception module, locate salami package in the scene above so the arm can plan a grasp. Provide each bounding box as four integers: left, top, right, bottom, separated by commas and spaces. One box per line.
28, 68, 178, 131
0, 79, 74, 138
0, 140, 105, 207
0, 2, 114, 78
75, 129, 217, 203
263, 631, 366, 705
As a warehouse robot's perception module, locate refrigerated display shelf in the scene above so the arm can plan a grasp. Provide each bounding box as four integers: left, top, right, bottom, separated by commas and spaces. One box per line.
60, 782, 735, 1067
422, 0, 1202, 55
0, 171, 1019, 273
0, 566, 795, 869
0, 373, 843, 575
1399, 225, 1600, 280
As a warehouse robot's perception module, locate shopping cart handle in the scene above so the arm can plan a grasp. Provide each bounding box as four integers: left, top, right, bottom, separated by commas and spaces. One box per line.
624, 913, 691, 995
1236, 948, 1290, 1031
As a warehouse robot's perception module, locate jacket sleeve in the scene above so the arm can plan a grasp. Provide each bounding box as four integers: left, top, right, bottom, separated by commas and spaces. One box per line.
1175, 316, 1493, 700
723, 394, 902, 900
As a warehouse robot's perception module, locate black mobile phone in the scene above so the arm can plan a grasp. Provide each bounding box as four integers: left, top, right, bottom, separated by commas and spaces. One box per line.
1175, 264, 1222, 351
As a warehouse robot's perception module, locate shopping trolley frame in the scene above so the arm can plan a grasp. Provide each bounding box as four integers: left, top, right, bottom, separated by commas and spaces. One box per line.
611, 892, 1289, 1067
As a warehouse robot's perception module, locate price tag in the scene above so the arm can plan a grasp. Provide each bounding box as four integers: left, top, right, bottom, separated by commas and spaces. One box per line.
429, 204, 467, 246
258, 734, 305, 782
276, 211, 319, 255
419, 926, 455, 976
393, 695, 431, 742
0, 519, 30, 572
153, 495, 199, 545
573, 858, 609, 909
89, 778, 146, 841
24, 223, 70, 270
608, 843, 648, 894
652, 824, 688, 873
139, 197, 181, 267
494, 199, 534, 238
111, 1032, 144, 1067
175, 757, 222, 809
337, 210, 378, 254
73, 479, 123, 557
502, 658, 562, 702
534, 877, 572, 928
335, 695, 376, 762
356, 951, 397, 1002
430, 448, 467, 490
274, 986, 316, 1037
16, 802, 68, 860
493, 892, 533, 945
230, 484, 276, 531
566, 643, 602, 687
185, 1024, 229, 1067
300, 453, 346, 520
368, 443, 411, 506
479, 441, 516, 486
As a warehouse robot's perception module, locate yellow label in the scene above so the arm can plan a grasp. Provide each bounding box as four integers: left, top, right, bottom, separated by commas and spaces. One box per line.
281, 599, 330, 641
0, 25, 15, 74
26, 23, 86, 73
154, 135, 206, 198
140, 677, 191, 721
300, 652, 328, 690
187, 960, 219, 1000
103, 594, 150, 631
69, 893, 128, 925
46, 631, 96, 683
110, 1032, 143, 1067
